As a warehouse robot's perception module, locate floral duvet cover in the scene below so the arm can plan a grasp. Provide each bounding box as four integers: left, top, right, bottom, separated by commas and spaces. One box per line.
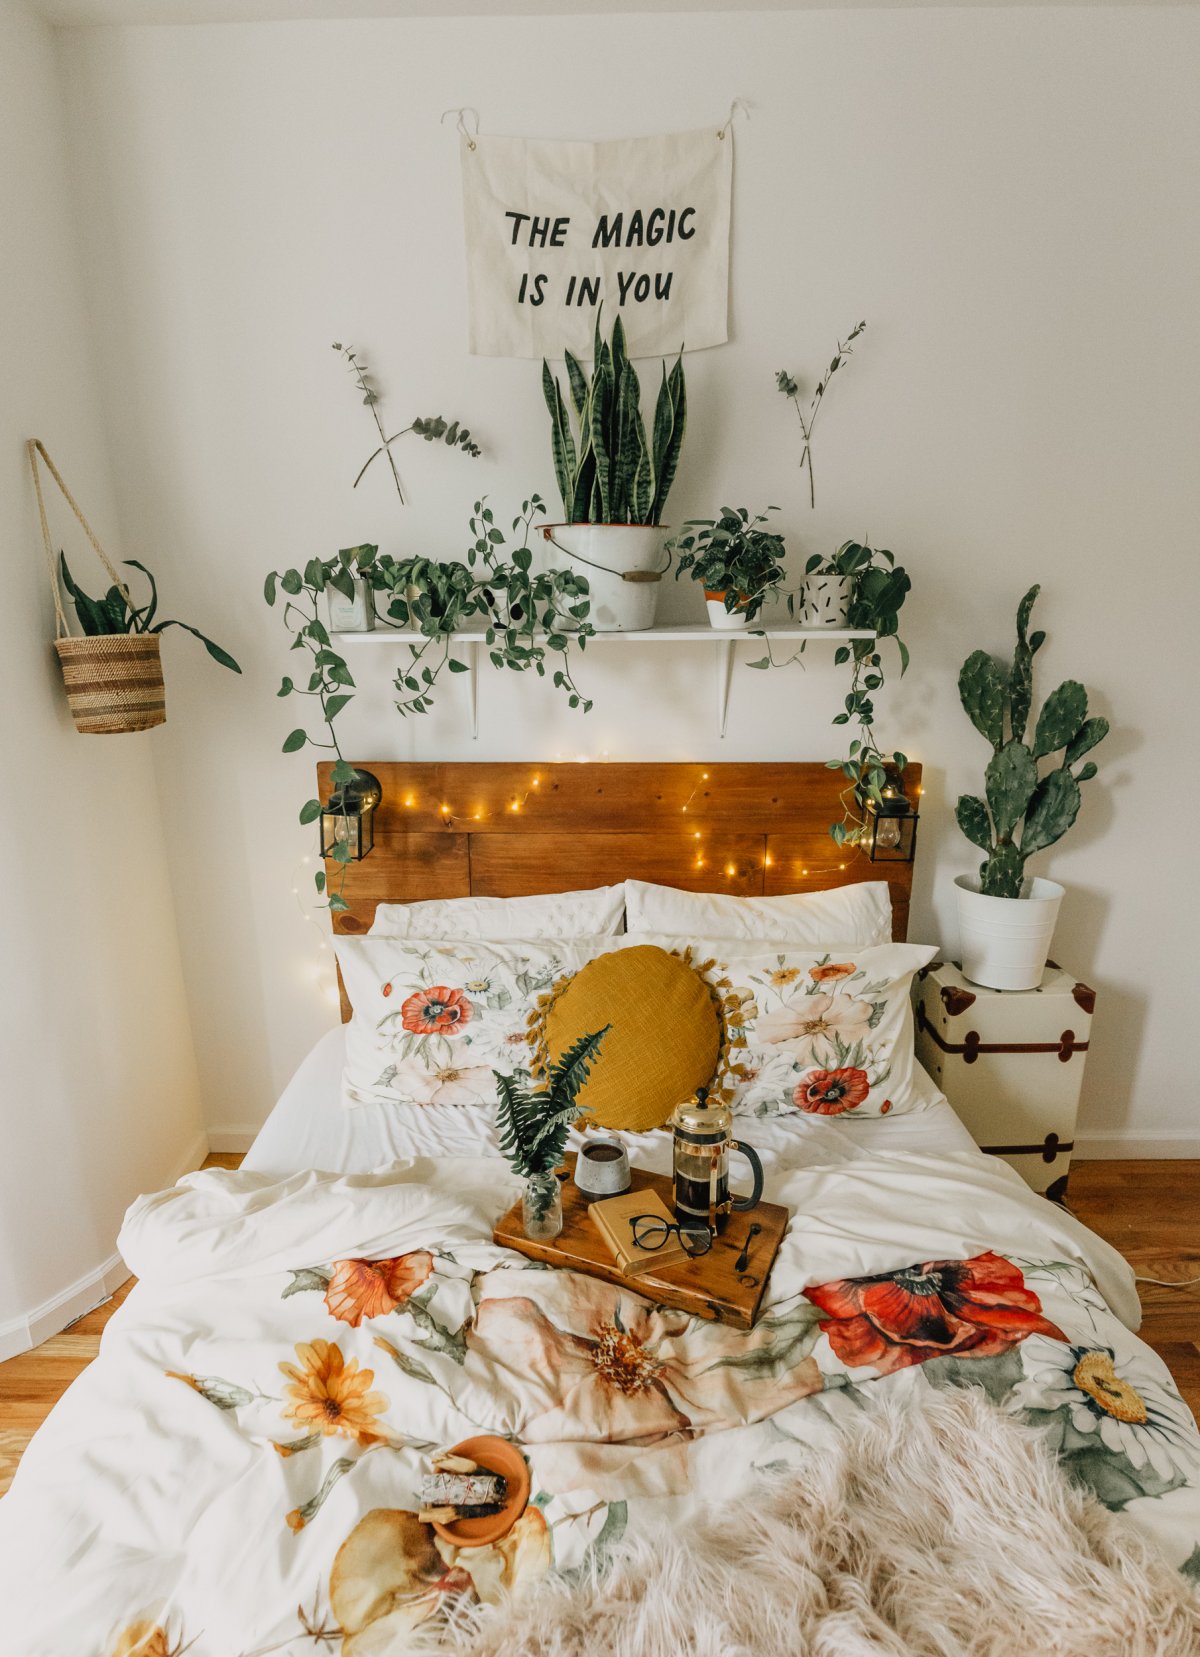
2, 1149, 1198, 1655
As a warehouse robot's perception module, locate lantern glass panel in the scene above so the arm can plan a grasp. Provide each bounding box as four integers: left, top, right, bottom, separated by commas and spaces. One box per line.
321, 805, 363, 861
864, 800, 918, 862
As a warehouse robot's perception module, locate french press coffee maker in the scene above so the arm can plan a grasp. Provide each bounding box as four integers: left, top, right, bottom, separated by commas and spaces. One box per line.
670, 1094, 764, 1235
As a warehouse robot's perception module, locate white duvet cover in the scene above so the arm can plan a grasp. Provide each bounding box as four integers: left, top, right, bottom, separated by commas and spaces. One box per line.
2, 1140, 1198, 1655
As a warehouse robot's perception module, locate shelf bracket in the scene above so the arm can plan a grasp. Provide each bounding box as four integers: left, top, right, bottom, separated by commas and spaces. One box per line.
716, 638, 735, 738
467, 638, 481, 740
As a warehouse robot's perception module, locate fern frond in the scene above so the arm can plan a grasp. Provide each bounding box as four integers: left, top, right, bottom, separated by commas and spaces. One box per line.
493, 1026, 609, 1180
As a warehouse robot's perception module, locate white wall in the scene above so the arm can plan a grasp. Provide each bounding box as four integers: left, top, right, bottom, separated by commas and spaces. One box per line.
0, 5, 206, 1355
57, 7, 1200, 1153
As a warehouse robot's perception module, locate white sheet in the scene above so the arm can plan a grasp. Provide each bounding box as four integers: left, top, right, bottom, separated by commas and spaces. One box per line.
243, 1027, 979, 1177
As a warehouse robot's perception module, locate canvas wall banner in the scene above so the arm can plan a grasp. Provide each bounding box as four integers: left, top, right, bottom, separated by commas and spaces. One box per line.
460, 126, 733, 360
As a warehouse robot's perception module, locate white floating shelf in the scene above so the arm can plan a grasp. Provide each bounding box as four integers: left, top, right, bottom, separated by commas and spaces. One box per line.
335, 624, 874, 645
333, 626, 876, 739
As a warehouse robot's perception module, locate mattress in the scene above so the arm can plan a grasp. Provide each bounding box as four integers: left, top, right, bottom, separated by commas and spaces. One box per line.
243, 1026, 979, 1178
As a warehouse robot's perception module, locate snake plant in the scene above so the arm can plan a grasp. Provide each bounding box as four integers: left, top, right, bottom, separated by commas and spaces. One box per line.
542, 312, 686, 525
957, 585, 1109, 898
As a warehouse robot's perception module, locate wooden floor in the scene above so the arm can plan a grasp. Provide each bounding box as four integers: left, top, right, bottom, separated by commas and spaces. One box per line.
0, 1157, 1197, 1497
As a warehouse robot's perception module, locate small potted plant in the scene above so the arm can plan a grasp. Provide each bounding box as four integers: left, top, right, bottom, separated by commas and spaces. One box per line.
540, 312, 686, 632
954, 585, 1108, 989
670, 506, 787, 630
495, 1028, 609, 1241
58, 552, 240, 733
799, 538, 876, 626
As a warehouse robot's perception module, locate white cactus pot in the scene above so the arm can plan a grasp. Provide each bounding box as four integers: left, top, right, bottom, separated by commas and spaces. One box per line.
954, 874, 1065, 991
799, 574, 853, 627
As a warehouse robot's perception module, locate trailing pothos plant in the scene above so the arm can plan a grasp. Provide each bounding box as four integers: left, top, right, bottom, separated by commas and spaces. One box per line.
748, 537, 912, 846
266, 503, 596, 908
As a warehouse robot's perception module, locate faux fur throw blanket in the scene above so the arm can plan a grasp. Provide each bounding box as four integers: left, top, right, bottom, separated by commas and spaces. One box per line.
433, 1389, 1200, 1657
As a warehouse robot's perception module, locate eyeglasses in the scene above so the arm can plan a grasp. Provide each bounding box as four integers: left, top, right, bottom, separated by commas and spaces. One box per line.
630, 1215, 713, 1258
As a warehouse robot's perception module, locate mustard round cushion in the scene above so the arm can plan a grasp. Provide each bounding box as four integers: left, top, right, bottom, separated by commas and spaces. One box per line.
544, 945, 721, 1132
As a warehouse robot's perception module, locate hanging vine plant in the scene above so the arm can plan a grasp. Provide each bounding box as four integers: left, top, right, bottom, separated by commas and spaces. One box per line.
748, 537, 912, 847
265, 499, 595, 908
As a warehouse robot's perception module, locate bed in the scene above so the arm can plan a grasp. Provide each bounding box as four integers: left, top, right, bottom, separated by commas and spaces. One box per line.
2, 762, 1198, 1656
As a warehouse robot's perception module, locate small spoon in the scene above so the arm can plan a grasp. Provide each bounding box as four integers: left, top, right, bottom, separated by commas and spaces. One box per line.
735, 1223, 763, 1274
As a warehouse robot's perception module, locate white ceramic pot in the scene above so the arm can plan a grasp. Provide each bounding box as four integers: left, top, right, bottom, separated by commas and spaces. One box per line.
540, 523, 670, 632
325, 574, 375, 633
800, 574, 852, 627
954, 874, 1065, 991
704, 591, 750, 630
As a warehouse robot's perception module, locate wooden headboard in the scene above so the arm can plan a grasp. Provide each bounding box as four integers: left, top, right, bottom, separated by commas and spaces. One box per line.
320, 761, 921, 1018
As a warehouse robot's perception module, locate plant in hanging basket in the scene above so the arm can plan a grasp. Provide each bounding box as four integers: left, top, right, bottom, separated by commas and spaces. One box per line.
56, 554, 240, 735
669, 506, 787, 624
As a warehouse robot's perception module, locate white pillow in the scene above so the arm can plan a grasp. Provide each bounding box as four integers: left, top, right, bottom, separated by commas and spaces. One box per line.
334, 933, 624, 1110
623, 879, 893, 947
369, 885, 625, 939
625, 932, 936, 1120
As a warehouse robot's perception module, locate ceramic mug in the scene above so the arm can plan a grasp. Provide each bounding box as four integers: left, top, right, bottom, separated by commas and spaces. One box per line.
574, 1136, 631, 1201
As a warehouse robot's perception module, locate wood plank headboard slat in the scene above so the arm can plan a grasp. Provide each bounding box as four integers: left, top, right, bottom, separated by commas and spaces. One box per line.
319, 762, 921, 1021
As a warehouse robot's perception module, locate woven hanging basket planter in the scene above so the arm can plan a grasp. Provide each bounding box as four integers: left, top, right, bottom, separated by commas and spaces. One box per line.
29, 438, 169, 736
54, 634, 166, 734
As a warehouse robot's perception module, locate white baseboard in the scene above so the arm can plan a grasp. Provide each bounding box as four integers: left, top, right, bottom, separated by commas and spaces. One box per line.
1074, 1130, 1200, 1159
0, 1128, 210, 1364
206, 1126, 260, 1153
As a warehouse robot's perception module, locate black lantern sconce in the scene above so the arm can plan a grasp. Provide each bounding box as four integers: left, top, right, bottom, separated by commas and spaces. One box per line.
320, 768, 382, 862
860, 768, 919, 863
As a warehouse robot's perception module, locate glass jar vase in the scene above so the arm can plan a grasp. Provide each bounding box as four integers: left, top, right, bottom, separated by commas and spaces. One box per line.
522, 1173, 563, 1242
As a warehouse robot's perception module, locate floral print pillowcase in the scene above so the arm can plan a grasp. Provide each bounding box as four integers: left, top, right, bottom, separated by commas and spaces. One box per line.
334, 935, 624, 1109
629, 935, 938, 1121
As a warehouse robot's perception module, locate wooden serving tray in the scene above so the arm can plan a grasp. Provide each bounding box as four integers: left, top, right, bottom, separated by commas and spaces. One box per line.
493, 1155, 790, 1330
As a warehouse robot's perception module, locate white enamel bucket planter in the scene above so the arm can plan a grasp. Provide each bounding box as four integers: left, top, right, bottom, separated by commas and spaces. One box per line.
954, 874, 1065, 991
541, 523, 670, 632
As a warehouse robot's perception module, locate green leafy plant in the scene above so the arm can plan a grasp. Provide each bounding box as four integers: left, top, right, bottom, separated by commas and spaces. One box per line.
542, 312, 685, 525
266, 505, 597, 910
60, 553, 240, 672
956, 585, 1108, 898
776, 320, 866, 509
495, 1028, 610, 1204
333, 343, 480, 505
465, 497, 595, 713
670, 506, 787, 622
747, 537, 911, 845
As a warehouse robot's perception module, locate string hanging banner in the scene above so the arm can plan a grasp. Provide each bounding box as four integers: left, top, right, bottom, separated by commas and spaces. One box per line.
458, 122, 733, 360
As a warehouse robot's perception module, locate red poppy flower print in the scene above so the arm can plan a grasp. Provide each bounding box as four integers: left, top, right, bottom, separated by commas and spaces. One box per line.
381, 983, 393, 998
806, 1250, 1066, 1375
794, 1067, 870, 1115
400, 986, 472, 1036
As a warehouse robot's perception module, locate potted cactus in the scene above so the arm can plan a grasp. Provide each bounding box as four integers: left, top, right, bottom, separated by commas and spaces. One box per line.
540, 311, 686, 631
954, 585, 1108, 989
